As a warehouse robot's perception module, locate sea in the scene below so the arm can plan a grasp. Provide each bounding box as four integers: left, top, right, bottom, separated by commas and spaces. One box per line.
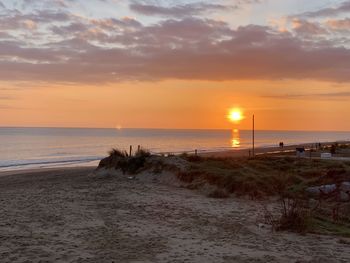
0, 127, 349, 171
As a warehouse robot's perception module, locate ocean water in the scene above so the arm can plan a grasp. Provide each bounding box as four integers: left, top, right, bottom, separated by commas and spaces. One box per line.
0, 127, 349, 171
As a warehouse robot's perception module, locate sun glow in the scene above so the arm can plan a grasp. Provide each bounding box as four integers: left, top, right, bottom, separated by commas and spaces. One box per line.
228, 108, 244, 123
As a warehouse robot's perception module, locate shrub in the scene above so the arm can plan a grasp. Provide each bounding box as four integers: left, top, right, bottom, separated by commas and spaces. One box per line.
98, 148, 128, 168
135, 149, 151, 158
264, 196, 311, 234
98, 147, 153, 174
277, 197, 311, 233
108, 148, 128, 158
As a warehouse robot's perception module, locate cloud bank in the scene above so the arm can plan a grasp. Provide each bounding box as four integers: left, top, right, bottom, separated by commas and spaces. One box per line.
0, 0, 350, 84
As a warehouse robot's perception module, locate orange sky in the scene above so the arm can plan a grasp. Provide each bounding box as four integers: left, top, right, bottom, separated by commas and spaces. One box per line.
1, 0, 350, 131
1, 79, 349, 131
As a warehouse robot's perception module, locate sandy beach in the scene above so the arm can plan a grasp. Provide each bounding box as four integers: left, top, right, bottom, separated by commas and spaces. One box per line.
1, 166, 349, 263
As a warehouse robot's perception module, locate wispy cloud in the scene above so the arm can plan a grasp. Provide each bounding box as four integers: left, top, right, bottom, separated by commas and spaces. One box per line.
0, 95, 15, 100
291, 19, 327, 35
129, 2, 236, 17
297, 0, 350, 18
263, 91, 350, 100
326, 18, 350, 31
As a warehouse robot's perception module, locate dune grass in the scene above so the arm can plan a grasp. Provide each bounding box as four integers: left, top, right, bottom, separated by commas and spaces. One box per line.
177, 155, 350, 235
177, 156, 350, 198
99, 148, 152, 174
311, 216, 350, 238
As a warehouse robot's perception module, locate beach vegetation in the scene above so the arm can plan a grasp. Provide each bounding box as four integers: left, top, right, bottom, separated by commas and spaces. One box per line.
108, 148, 129, 158
135, 148, 151, 158
177, 155, 350, 236
265, 196, 311, 234
98, 147, 153, 174
177, 156, 350, 197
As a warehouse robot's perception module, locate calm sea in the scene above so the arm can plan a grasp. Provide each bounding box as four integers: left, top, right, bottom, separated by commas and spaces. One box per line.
0, 127, 349, 171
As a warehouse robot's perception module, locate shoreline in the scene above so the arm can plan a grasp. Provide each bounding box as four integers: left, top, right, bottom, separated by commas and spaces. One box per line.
1, 140, 349, 174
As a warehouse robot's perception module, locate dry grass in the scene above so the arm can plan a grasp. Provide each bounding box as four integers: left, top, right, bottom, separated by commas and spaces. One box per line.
108, 148, 129, 158
98, 148, 152, 174
177, 155, 350, 236
263, 197, 311, 234
176, 156, 350, 199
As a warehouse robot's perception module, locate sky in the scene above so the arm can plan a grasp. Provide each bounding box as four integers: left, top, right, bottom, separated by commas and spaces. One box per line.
0, 0, 350, 131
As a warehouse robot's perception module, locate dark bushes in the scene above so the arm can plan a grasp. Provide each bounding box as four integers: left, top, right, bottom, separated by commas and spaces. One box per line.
98, 148, 152, 174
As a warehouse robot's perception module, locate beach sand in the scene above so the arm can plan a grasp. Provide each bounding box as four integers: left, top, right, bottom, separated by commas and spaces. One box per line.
0, 167, 349, 263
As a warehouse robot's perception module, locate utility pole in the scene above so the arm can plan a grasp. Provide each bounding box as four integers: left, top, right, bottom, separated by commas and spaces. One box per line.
252, 114, 255, 157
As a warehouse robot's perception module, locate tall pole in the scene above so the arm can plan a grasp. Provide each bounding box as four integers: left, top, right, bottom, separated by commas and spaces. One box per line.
252, 114, 255, 157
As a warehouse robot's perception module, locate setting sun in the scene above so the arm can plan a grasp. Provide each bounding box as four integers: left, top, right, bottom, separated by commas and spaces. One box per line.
228, 109, 244, 123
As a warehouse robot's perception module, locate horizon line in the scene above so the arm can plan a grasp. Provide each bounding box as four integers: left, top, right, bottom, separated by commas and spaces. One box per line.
0, 126, 349, 133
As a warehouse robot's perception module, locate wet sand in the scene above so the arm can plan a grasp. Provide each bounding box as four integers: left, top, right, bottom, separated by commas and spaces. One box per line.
0, 167, 349, 262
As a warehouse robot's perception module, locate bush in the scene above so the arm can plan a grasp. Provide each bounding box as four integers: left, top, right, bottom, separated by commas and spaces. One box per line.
98, 148, 128, 168
264, 196, 311, 234
98, 147, 152, 174
109, 148, 128, 158
135, 149, 151, 158
277, 197, 311, 233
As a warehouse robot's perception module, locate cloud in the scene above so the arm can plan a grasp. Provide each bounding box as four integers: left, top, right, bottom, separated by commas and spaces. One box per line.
0, 3, 350, 84
0, 104, 16, 109
298, 0, 350, 18
292, 19, 327, 35
0, 9, 72, 30
326, 18, 350, 31
1, 20, 350, 84
263, 91, 350, 100
129, 2, 235, 17
21, 0, 70, 9
0, 95, 15, 100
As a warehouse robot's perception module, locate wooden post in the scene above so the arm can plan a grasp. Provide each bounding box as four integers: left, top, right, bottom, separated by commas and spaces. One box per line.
252, 114, 255, 157
129, 145, 132, 157
195, 149, 198, 156
137, 145, 140, 153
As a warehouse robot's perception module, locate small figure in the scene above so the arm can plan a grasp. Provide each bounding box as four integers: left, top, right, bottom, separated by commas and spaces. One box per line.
279, 142, 284, 148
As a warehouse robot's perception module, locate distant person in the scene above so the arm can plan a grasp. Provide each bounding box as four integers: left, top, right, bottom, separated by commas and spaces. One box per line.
279, 142, 284, 148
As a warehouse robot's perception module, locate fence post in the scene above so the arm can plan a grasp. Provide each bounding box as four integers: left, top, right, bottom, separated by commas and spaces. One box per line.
129, 145, 132, 157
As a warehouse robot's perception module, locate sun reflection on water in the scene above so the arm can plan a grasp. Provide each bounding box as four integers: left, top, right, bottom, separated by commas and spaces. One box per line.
231, 129, 240, 148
